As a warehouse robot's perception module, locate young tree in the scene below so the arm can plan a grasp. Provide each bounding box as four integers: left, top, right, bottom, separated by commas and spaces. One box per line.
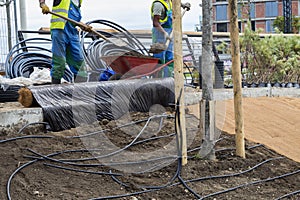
199, 0, 216, 160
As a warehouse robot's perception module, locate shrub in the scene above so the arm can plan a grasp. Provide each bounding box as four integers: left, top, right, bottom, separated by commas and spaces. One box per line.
218, 24, 300, 84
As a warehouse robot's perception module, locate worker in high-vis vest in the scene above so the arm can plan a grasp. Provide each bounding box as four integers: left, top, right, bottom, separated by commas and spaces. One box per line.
39, 0, 91, 84
151, 0, 190, 77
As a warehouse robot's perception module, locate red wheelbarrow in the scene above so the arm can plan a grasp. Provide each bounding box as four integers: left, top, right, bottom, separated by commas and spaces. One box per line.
100, 55, 173, 80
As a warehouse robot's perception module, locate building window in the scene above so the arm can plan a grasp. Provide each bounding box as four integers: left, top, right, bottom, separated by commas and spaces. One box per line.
216, 5, 227, 21
251, 21, 255, 31
265, 2, 278, 17
238, 4, 242, 18
238, 21, 242, 32
266, 20, 275, 32
237, 3, 255, 20
217, 23, 227, 32
250, 3, 255, 19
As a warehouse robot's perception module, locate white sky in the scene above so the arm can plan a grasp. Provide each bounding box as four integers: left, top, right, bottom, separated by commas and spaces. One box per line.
24, 0, 202, 31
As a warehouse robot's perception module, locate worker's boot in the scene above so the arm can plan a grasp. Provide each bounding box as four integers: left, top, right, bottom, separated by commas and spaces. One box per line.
51, 77, 61, 84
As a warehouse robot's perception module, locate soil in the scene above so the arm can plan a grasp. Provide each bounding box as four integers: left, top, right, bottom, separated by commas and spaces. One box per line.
0, 103, 300, 200
187, 96, 300, 163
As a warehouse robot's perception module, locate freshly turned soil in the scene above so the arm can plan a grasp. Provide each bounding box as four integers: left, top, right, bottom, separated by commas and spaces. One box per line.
0, 102, 299, 200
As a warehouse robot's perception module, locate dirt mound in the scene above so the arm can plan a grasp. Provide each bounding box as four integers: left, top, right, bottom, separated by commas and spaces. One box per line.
0, 109, 299, 199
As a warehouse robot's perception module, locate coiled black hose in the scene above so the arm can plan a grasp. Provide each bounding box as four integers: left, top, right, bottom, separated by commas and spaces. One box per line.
84, 19, 149, 56
5, 20, 150, 82
80, 19, 150, 71
5, 38, 73, 82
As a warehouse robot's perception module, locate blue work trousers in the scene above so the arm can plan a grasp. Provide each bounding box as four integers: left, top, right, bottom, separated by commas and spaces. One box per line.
50, 2, 84, 80
152, 27, 174, 78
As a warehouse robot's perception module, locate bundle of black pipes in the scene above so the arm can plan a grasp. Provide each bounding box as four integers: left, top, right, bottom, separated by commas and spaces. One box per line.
0, 85, 22, 102
20, 78, 175, 131
4, 38, 73, 82
5, 19, 150, 84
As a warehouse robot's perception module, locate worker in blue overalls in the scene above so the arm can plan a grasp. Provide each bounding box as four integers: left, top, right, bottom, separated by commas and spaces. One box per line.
39, 0, 91, 84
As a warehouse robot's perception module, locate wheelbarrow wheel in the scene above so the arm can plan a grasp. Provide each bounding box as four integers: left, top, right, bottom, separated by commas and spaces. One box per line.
109, 73, 122, 80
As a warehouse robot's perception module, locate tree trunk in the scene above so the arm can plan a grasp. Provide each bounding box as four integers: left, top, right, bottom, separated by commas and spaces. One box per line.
228, 0, 246, 158
199, 0, 215, 160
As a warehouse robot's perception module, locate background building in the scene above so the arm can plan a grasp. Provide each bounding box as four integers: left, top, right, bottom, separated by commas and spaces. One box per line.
212, 0, 300, 33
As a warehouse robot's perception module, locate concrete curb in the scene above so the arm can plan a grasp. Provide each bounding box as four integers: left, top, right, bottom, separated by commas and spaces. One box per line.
185, 87, 300, 105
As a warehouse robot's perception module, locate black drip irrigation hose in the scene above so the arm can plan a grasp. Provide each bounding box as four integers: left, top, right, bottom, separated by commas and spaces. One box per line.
17, 115, 177, 169
199, 168, 300, 200
60, 115, 171, 162
15, 108, 183, 200
166, 157, 287, 200
89, 188, 161, 200
132, 133, 176, 146
178, 173, 202, 199
18, 122, 50, 134
3, 100, 298, 199
26, 147, 178, 168
186, 143, 265, 160
6, 150, 120, 200
7, 149, 77, 200
67, 116, 169, 139
6, 159, 37, 200
111, 158, 181, 191
0, 135, 53, 144
186, 157, 284, 184
4, 133, 297, 199
43, 163, 122, 176
133, 158, 178, 174
91, 159, 182, 200
275, 190, 300, 200
23, 141, 271, 172
174, 89, 202, 199
92, 95, 232, 200
96, 156, 291, 200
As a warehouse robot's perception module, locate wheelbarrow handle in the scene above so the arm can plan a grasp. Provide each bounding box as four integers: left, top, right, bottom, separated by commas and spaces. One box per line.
47, 11, 109, 40
47, 11, 127, 47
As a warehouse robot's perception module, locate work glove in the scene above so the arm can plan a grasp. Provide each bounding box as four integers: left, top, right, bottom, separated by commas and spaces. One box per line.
78, 22, 93, 32
40, 3, 50, 14
181, 2, 191, 11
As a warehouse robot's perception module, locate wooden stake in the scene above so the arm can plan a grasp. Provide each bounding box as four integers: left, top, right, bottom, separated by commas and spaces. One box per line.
173, 0, 187, 165
228, 0, 246, 158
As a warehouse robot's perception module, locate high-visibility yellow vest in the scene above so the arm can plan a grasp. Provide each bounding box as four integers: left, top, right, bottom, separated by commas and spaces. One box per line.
151, 0, 172, 24
50, 0, 83, 30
